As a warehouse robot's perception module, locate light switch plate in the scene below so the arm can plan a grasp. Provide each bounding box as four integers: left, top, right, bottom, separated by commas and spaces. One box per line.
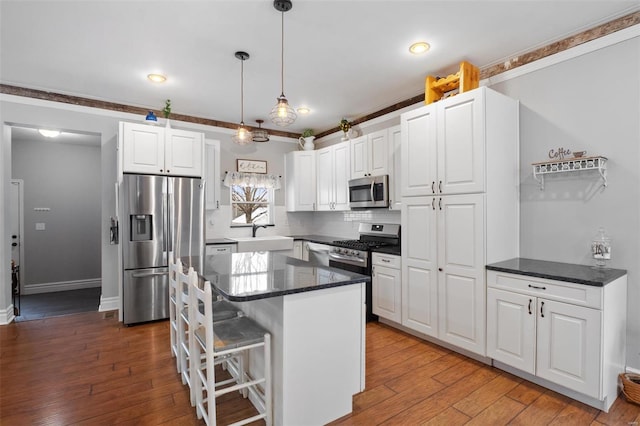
35, 223, 45, 231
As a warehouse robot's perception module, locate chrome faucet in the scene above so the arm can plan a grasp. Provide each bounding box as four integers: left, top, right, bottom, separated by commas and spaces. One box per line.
252, 223, 268, 237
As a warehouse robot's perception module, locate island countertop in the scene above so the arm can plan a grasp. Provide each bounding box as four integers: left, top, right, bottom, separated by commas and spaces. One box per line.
199, 252, 371, 302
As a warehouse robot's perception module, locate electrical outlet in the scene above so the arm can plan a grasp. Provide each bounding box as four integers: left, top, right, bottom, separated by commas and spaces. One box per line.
35, 223, 45, 231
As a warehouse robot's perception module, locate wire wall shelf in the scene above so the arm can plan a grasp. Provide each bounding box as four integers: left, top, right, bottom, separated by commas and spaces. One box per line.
532, 156, 607, 190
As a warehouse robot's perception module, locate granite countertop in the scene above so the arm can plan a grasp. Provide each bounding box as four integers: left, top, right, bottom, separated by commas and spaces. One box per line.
486, 257, 627, 287
371, 246, 401, 256
288, 234, 348, 245
205, 238, 237, 245
199, 252, 371, 301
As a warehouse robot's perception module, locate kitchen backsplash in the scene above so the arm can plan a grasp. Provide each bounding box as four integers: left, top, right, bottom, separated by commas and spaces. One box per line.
206, 207, 400, 240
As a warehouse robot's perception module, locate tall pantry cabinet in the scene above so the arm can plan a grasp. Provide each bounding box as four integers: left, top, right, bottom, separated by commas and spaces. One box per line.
400, 87, 519, 356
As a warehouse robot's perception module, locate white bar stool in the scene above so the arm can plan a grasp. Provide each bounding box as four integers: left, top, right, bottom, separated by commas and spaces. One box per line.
177, 266, 243, 406
189, 275, 272, 426
168, 256, 181, 373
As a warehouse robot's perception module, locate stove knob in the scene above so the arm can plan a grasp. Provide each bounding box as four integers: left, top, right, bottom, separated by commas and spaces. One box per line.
351, 250, 358, 257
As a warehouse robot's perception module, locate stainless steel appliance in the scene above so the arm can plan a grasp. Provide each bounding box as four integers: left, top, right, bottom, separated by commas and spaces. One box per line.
348, 175, 389, 209
330, 222, 400, 322
122, 174, 204, 325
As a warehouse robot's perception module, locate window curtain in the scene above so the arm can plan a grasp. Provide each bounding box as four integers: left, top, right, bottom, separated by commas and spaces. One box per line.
223, 171, 281, 190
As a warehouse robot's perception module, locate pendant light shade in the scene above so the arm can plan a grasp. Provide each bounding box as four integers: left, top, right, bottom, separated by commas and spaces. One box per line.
232, 51, 253, 145
270, 0, 297, 127
252, 119, 270, 142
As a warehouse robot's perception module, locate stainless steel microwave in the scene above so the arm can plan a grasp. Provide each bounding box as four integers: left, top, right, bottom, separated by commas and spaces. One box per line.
348, 175, 389, 209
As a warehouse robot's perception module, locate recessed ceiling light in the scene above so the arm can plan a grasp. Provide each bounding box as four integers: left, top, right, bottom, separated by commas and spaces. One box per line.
147, 73, 167, 83
409, 42, 430, 55
38, 129, 61, 138
297, 107, 311, 115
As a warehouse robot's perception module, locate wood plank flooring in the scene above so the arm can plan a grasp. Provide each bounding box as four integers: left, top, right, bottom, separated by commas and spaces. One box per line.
1, 311, 639, 425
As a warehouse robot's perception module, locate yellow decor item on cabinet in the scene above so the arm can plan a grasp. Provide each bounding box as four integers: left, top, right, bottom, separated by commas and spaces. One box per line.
425, 61, 479, 104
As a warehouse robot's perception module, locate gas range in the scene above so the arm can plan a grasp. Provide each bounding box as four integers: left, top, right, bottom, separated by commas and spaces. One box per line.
328, 223, 400, 323
330, 223, 401, 268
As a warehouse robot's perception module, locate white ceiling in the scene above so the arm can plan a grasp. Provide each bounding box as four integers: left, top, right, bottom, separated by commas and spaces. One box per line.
1, 1, 638, 135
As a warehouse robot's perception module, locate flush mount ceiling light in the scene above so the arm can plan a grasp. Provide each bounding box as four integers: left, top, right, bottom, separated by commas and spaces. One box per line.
147, 73, 167, 83
252, 119, 270, 143
38, 129, 61, 138
296, 107, 311, 115
409, 41, 430, 55
269, 0, 296, 127
232, 51, 253, 145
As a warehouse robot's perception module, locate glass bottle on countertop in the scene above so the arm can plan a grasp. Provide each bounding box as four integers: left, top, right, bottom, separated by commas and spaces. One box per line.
591, 227, 611, 268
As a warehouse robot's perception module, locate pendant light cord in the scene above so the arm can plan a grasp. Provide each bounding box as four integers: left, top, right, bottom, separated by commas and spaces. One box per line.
240, 56, 245, 124
280, 11, 285, 97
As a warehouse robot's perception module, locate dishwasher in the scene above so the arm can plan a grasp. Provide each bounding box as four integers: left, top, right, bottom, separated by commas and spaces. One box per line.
304, 242, 332, 266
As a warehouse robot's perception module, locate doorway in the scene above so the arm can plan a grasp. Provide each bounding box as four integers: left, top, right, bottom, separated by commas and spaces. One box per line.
10, 125, 102, 320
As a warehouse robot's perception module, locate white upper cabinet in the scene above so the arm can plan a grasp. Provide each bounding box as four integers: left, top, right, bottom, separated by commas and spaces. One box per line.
121, 122, 203, 177
401, 106, 437, 197
121, 123, 165, 175
437, 90, 484, 194
204, 139, 220, 210
350, 130, 389, 179
401, 87, 517, 197
285, 151, 316, 212
317, 141, 350, 211
165, 128, 204, 177
388, 125, 402, 210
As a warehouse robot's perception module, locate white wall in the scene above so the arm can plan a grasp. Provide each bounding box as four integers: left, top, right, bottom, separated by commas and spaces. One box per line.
12, 137, 101, 293
488, 34, 640, 367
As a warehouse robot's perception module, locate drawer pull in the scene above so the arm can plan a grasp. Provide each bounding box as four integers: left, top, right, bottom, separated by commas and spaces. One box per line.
540, 301, 545, 318
381, 258, 391, 263
528, 299, 532, 315
528, 284, 546, 290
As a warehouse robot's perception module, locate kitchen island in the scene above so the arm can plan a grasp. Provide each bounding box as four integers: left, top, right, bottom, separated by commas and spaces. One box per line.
200, 251, 369, 425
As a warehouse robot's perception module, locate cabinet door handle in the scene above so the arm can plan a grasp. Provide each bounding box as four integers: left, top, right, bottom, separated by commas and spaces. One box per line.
431, 181, 436, 194
372, 266, 375, 276
438, 267, 443, 272
432, 198, 436, 210
528, 284, 546, 290
528, 299, 532, 315
216, 200, 219, 209
439, 198, 442, 210
540, 301, 545, 318
439, 180, 443, 193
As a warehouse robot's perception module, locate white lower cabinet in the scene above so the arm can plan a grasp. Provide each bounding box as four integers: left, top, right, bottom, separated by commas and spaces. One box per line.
487, 269, 626, 412
401, 194, 485, 355
372, 253, 401, 323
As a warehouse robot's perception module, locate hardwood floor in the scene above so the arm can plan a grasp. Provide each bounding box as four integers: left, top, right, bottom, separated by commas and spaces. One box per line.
1, 312, 639, 425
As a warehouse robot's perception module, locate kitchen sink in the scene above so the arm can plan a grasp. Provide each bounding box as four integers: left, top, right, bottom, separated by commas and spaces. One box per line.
229, 236, 294, 252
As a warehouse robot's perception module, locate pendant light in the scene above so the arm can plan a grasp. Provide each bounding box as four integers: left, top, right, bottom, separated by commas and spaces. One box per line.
252, 119, 270, 142
232, 51, 253, 145
269, 0, 297, 127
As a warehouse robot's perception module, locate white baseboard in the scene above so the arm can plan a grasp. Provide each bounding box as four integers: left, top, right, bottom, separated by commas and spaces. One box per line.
0, 304, 16, 325
626, 366, 640, 375
99, 295, 119, 313
22, 278, 101, 295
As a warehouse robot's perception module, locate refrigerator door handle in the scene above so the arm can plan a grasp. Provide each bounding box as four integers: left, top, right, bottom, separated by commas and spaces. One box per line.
165, 183, 172, 255
131, 271, 168, 278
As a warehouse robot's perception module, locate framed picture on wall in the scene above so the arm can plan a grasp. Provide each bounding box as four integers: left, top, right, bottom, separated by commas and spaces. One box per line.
237, 159, 267, 174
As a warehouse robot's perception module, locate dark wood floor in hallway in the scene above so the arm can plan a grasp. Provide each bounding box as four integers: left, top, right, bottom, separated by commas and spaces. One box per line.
1, 312, 639, 425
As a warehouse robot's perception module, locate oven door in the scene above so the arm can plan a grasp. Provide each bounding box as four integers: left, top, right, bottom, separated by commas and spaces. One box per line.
328, 252, 376, 322
328, 252, 367, 275
348, 175, 389, 209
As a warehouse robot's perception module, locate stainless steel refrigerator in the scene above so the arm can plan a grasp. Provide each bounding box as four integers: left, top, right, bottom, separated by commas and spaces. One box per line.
122, 174, 204, 325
